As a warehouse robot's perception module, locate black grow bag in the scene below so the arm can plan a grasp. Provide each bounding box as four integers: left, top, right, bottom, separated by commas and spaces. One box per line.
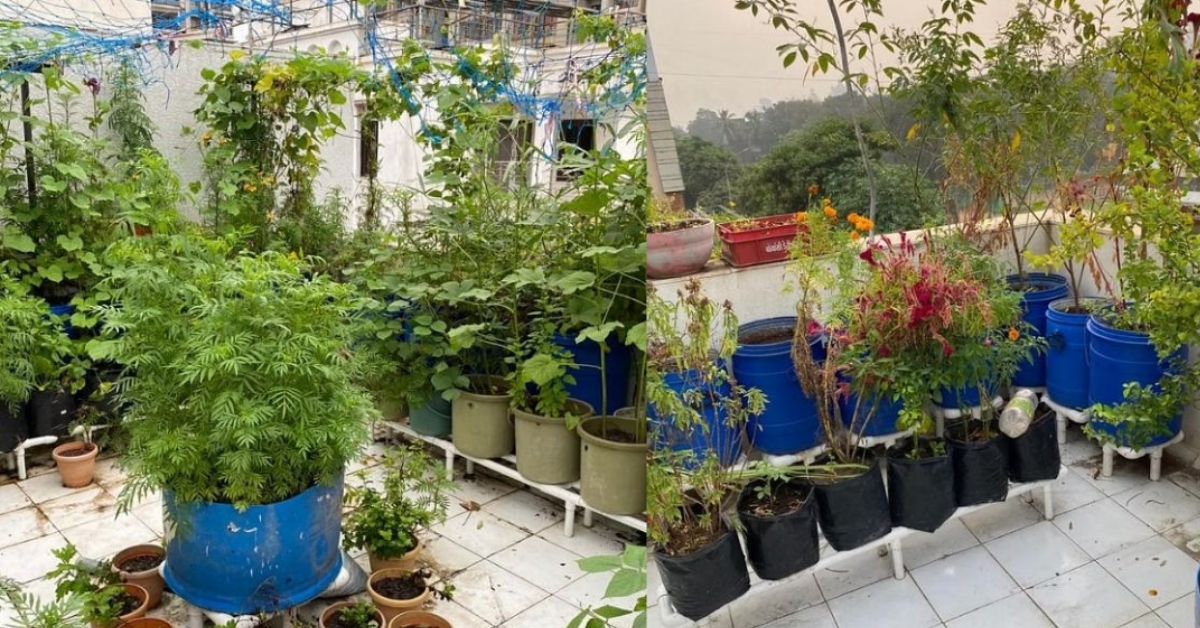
1008, 410, 1061, 483
657, 531, 750, 621
947, 423, 1010, 506
813, 457, 891, 551
887, 441, 956, 533
0, 403, 28, 454
737, 479, 819, 580
27, 390, 75, 437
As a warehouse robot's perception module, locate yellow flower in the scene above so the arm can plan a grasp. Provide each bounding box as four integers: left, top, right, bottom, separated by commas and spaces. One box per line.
906, 123, 922, 142
1008, 327, 1020, 342
244, 183, 258, 193
728, 200, 737, 209
823, 206, 837, 220
856, 217, 874, 232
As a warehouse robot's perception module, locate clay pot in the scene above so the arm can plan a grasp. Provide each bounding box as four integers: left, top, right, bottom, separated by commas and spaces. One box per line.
105, 583, 150, 627
112, 544, 166, 610
369, 538, 423, 574
368, 568, 433, 624
320, 601, 386, 628
388, 611, 452, 628
118, 619, 172, 628
648, 218, 714, 279
52, 441, 99, 488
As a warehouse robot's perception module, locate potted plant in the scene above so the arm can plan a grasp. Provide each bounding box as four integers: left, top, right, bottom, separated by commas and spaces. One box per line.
366, 568, 453, 625
343, 444, 454, 573
735, 470, 820, 580
647, 198, 714, 279
0, 276, 64, 452
0, 575, 88, 628
320, 599, 385, 628
89, 233, 378, 615
388, 611, 452, 628
111, 544, 166, 610
48, 545, 150, 628
511, 335, 595, 484
52, 439, 100, 488
26, 317, 86, 439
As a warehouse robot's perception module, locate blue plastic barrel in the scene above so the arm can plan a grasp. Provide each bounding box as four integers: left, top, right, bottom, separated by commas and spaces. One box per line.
1045, 298, 1094, 409
1008, 273, 1069, 388
733, 317, 823, 455
163, 477, 345, 614
841, 391, 903, 437
938, 380, 996, 410
650, 369, 743, 466
556, 334, 632, 416
49, 303, 77, 339
1086, 316, 1186, 447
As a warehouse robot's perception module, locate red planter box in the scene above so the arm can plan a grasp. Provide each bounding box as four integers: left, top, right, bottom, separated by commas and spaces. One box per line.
718, 214, 801, 268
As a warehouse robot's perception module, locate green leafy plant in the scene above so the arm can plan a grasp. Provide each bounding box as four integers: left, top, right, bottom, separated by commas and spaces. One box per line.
331, 600, 381, 628
89, 232, 378, 511
45, 545, 128, 627
342, 444, 454, 560
568, 545, 647, 628
0, 576, 88, 628
0, 276, 71, 410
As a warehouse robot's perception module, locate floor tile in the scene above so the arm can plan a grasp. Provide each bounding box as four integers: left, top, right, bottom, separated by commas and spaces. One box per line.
445, 560, 548, 624
986, 521, 1091, 587
37, 486, 119, 531
17, 472, 86, 504
484, 489, 565, 534
1032, 468, 1104, 516
901, 518, 979, 570
960, 496, 1043, 543
432, 509, 528, 558
813, 543, 894, 600
1076, 456, 1154, 497
759, 602, 838, 628
92, 457, 129, 489
504, 594, 584, 628
556, 569, 626, 611
428, 600, 492, 628
0, 483, 32, 515
451, 470, 520, 507
0, 532, 69, 583
944, 592, 1054, 628
0, 506, 57, 549
1115, 482, 1200, 533
827, 576, 940, 628
1154, 593, 1193, 628
727, 573, 822, 627
59, 513, 157, 560
1060, 428, 1102, 465
1167, 469, 1200, 500
1122, 613, 1171, 627
131, 502, 165, 537
423, 534, 484, 574
537, 520, 627, 558
1099, 536, 1198, 610
1055, 499, 1157, 559
490, 535, 584, 593
1029, 562, 1150, 628
911, 545, 1019, 621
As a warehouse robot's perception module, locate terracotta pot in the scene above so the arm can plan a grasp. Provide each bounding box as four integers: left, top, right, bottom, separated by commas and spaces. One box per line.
52, 441, 99, 488
368, 538, 423, 574
320, 601, 386, 628
368, 568, 433, 624
388, 611, 452, 628
112, 544, 166, 610
102, 583, 150, 628
119, 619, 172, 628
648, 219, 714, 279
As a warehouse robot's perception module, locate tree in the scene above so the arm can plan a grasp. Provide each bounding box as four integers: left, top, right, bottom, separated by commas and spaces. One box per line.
674, 131, 742, 210
824, 160, 940, 233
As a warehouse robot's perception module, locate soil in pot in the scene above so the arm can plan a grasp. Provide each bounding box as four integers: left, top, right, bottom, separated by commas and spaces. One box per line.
321, 603, 386, 628
887, 438, 956, 533
114, 583, 150, 625
736, 478, 819, 580
451, 375, 513, 459
514, 398, 593, 484
657, 529, 750, 621
1008, 409, 1061, 483
947, 420, 1010, 506
810, 455, 892, 551
113, 544, 166, 610
119, 619, 172, 628
52, 441, 99, 488
578, 416, 647, 515
368, 568, 434, 624
387, 611, 451, 628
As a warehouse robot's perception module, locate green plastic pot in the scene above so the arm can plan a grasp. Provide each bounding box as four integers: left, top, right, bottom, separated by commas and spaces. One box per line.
513, 398, 594, 484
452, 376, 513, 459
578, 416, 647, 515
409, 396, 452, 438
376, 393, 408, 422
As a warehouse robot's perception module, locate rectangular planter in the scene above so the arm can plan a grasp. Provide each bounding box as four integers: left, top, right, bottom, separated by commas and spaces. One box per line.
718, 214, 801, 267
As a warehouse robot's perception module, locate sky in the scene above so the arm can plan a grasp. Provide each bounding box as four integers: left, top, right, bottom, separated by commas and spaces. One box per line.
647, 0, 1032, 125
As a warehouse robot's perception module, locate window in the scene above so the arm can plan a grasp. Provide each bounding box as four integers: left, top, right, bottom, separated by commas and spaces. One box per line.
359, 116, 379, 180
557, 119, 595, 180
494, 119, 534, 180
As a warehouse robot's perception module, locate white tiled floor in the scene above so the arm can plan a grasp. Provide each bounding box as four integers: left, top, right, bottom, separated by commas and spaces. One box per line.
676, 426, 1200, 628
0, 440, 645, 627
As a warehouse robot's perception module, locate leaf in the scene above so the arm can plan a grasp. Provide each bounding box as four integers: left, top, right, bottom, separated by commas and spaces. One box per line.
552, 271, 596, 295
625, 323, 646, 351
521, 353, 565, 386
39, 264, 64, 283
622, 545, 646, 569
576, 554, 623, 573
459, 500, 481, 512
604, 567, 646, 598
3, 231, 35, 253
783, 51, 798, 68
592, 605, 633, 619
56, 234, 83, 252
577, 322, 621, 344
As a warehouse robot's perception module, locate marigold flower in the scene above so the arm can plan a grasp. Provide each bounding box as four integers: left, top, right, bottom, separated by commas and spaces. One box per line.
856, 217, 874, 232
823, 206, 838, 220
795, 212, 808, 223
1008, 327, 1020, 342
850, 231, 861, 241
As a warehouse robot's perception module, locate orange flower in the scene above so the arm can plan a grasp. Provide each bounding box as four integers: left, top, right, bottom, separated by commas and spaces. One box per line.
795, 212, 808, 223
808, 183, 820, 196
856, 217, 875, 232
850, 231, 862, 241
1008, 327, 1020, 342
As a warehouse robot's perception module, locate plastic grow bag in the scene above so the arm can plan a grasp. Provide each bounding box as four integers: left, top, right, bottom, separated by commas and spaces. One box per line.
887, 446, 956, 533
27, 390, 74, 437
657, 531, 750, 621
813, 457, 892, 551
947, 428, 1010, 506
0, 403, 27, 454
736, 480, 819, 580
1008, 411, 1061, 482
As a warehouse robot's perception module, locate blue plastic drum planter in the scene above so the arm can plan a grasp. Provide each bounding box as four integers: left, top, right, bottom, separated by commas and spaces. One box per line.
733, 317, 824, 455
1007, 273, 1069, 388
162, 477, 345, 615
938, 379, 997, 411
555, 333, 633, 417
841, 390, 903, 438
1086, 316, 1187, 447
1045, 297, 1104, 410
650, 368, 744, 467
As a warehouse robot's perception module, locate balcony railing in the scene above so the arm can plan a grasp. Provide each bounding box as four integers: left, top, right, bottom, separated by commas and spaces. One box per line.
370, 3, 643, 50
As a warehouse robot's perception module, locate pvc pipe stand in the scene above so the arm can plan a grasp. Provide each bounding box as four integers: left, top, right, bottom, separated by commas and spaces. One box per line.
1101, 431, 1184, 482
1043, 395, 1090, 446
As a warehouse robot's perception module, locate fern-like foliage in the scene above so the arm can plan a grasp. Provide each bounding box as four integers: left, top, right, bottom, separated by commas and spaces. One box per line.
0, 275, 74, 410
89, 231, 379, 511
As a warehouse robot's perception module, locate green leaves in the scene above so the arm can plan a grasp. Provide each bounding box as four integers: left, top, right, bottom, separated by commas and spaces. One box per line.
569, 546, 647, 628
2, 230, 35, 253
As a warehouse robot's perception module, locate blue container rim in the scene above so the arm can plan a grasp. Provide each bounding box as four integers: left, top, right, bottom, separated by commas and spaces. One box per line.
1086, 313, 1153, 345
735, 316, 821, 357
1006, 272, 1069, 299
1047, 296, 1108, 318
